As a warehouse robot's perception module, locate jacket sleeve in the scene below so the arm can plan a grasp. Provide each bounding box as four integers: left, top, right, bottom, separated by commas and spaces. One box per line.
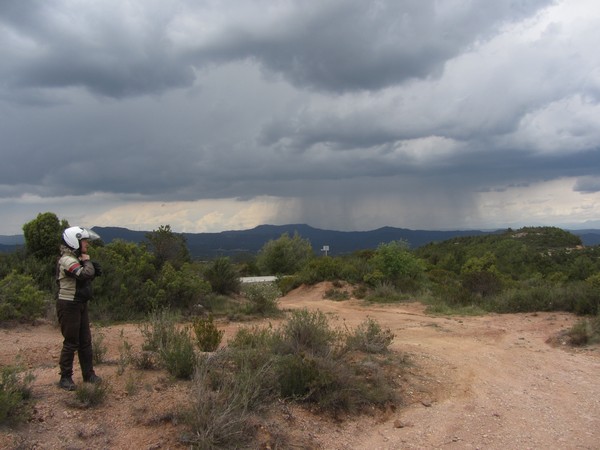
63, 257, 96, 279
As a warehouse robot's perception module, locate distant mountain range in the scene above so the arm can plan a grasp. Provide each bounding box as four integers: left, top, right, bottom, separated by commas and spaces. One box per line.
2, 224, 600, 258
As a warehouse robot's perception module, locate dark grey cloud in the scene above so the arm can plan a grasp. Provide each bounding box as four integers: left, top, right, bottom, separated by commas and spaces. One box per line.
201, 0, 553, 92
1, 0, 553, 101
1, 0, 599, 234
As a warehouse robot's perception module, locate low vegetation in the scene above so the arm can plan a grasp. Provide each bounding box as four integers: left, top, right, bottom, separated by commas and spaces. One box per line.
0, 364, 35, 426
181, 309, 401, 448
1, 212, 600, 444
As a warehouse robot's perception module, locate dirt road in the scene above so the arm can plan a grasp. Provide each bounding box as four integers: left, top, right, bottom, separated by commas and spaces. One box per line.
1, 282, 599, 449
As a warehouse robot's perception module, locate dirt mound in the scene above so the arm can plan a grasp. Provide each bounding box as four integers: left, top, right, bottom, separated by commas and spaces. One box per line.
1, 282, 599, 449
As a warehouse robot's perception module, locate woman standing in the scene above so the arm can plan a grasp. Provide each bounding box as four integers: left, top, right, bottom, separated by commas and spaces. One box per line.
55, 226, 102, 390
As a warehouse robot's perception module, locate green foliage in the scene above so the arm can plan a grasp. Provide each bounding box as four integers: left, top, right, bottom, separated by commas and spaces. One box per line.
183, 314, 401, 447
184, 350, 275, 449
159, 325, 197, 379
0, 364, 35, 426
586, 273, 600, 289
92, 329, 108, 365
0, 270, 48, 322
140, 308, 181, 352
275, 274, 302, 295
155, 262, 211, 311
22, 212, 67, 260
139, 308, 196, 379
345, 317, 395, 353
275, 309, 338, 357
296, 256, 344, 284
461, 270, 503, 298
242, 282, 281, 316
370, 240, 425, 288
75, 379, 109, 407
365, 281, 409, 303
256, 232, 313, 275
564, 315, 600, 346
90, 241, 209, 321
192, 315, 224, 352
416, 227, 590, 282
228, 324, 276, 351
90, 240, 160, 320
323, 287, 350, 301
145, 224, 191, 270
487, 283, 585, 314
204, 257, 240, 295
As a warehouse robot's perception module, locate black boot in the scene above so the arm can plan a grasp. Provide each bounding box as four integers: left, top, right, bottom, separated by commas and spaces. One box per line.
59, 376, 76, 391
84, 373, 102, 384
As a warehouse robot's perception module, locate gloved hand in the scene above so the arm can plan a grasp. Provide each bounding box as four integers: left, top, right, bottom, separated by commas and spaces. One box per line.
92, 261, 103, 276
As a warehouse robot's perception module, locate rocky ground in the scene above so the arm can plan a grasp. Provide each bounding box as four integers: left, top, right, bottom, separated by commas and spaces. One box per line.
1, 282, 599, 449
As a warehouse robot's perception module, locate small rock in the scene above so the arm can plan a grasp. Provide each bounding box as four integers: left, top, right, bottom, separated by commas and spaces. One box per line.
394, 419, 413, 428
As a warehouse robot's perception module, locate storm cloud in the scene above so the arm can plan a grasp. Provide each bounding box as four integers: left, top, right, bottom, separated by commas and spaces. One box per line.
1, 0, 599, 234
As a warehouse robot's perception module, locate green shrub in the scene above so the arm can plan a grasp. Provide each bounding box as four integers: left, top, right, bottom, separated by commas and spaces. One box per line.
276, 353, 323, 399
181, 313, 403, 446
192, 315, 224, 352
276, 275, 301, 295
204, 257, 240, 295
228, 325, 276, 351
256, 232, 313, 275
183, 350, 276, 449
323, 288, 350, 301
345, 317, 395, 353
159, 325, 197, 379
564, 315, 600, 346
275, 309, 338, 357
140, 308, 180, 352
92, 329, 108, 365
0, 271, 48, 322
489, 283, 599, 314
242, 282, 281, 316
0, 364, 35, 426
365, 282, 408, 303
75, 379, 109, 407
297, 257, 344, 284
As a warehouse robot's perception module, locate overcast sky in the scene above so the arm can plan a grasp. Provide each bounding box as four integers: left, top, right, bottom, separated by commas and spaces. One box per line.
1, 0, 600, 235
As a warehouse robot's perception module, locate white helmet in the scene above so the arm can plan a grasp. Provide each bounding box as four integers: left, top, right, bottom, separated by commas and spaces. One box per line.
62, 226, 101, 250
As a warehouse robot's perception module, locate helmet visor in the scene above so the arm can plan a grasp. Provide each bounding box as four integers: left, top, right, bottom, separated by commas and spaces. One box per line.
82, 228, 101, 241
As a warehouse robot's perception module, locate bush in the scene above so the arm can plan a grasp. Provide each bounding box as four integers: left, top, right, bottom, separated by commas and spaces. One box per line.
75, 379, 109, 407
92, 329, 108, 365
323, 288, 350, 301
182, 314, 403, 446
275, 309, 338, 357
183, 350, 276, 449
159, 325, 197, 379
256, 232, 313, 275
140, 308, 180, 352
204, 257, 240, 295
242, 282, 281, 316
564, 315, 600, 346
0, 364, 35, 426
192, 315, 224, 352
488, 282, 599, 314
0, 271, 48, 322
365, 282, 408, 303
345, 317, 395, 353
139, 308, 196, 378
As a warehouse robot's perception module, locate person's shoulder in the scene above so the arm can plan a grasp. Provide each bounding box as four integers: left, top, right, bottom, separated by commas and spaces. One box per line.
59, 252, 79, 266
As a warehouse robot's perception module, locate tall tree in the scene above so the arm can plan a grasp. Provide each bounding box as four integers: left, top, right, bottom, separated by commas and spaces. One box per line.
22, 212, 69, 259
145, 225, 190, 269
257, 232, 313, 275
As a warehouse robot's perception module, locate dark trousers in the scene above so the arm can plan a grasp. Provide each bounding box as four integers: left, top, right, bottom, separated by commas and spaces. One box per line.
56, 300, 95, 380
